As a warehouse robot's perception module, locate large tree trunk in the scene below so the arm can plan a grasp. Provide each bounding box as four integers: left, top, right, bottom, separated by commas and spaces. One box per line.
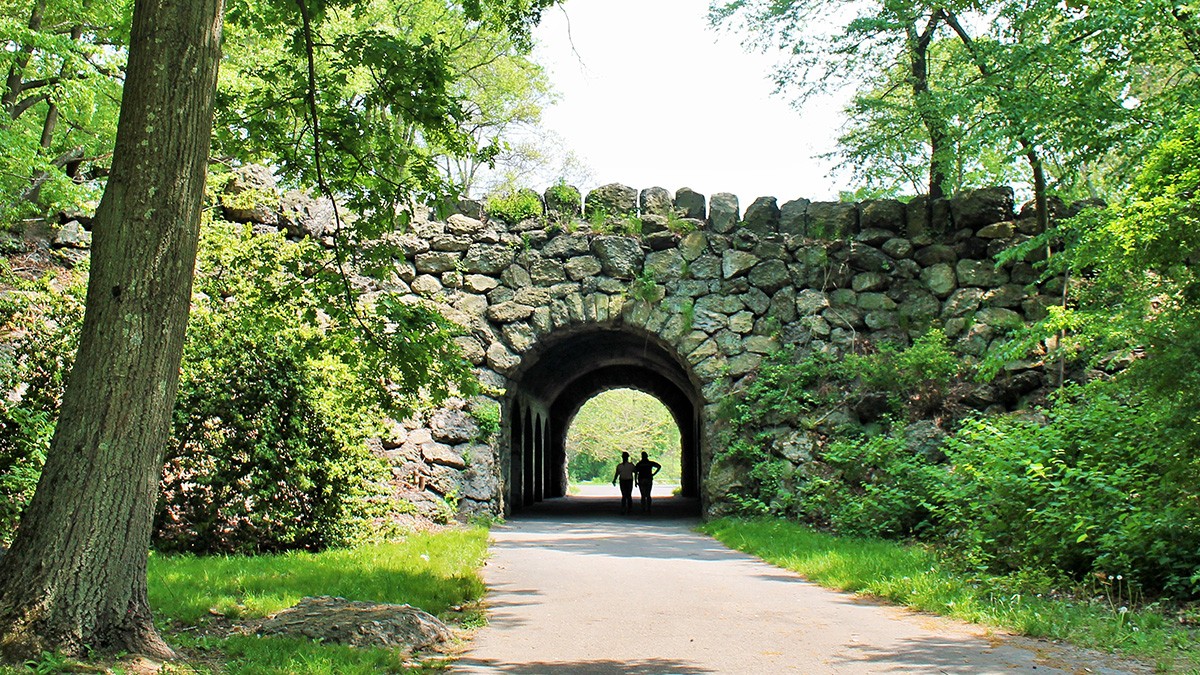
0, 0, 223, 661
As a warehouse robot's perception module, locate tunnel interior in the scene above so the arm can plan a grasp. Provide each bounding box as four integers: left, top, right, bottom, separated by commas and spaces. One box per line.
505, 326, 703, 513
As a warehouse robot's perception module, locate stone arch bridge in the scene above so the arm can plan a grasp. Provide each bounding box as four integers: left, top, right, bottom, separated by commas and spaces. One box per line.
379, 183, 1063, 519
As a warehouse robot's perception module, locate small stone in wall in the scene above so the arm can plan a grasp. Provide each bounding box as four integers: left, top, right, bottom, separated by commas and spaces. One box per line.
977, 220, 1016, 239
674, 187, 707, 220
882, 238, 914, 259
447, 213, 487, 236
592, 236, 643, 279
920, 263, 957, 298
721, 250, 758, 279
586, 183, 638, 217
742, 196, 780, 234
463, 244, 515, 274
486, 301, 535, 323
913, 244, 957, 267
748, 259, 789, 293
854, 227, 897, 247
640, 186, 674, 216
422, 442, 467, 469
453, 336, 486, 365
709, 193, 740, 234
950, 186, 1014, 230
956, 259, 1010, 287
486, 342, 520, 373
411, 275, 442, 296
806, 201, 859, 239
430, 409, 479, 445
859, 199, 905, 232
463, 275, 499, 294
779, 198, 809, 236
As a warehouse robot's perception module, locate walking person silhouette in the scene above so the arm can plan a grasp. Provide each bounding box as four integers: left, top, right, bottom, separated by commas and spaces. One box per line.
612, 452, 636, 515
635, 452, 662, 514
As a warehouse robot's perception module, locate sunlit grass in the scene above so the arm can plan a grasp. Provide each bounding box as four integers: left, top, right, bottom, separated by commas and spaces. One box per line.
143, 527, 490, 673
701, 517, 1200, 673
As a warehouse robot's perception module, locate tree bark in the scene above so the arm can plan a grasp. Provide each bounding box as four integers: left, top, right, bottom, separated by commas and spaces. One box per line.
0, 0, 223, 661
1, 0, 46, 116
942, 10, 1050, 233
907, 9, 949, 203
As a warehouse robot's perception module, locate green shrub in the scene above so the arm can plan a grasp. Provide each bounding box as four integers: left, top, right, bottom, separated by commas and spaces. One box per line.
799, 432, 943, 539
485, 189, 543, 224
840, 329, 961, 417
155, 223, 463, 554
938, 380, 1200, 598
544, 180, 581, 221
0, 263, 85, 544
470, 402, 501, 441
0, 220, 475, 554
158, 314, 387, 553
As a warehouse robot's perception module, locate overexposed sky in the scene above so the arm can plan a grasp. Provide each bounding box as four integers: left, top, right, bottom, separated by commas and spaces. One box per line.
529, 0, 850, 205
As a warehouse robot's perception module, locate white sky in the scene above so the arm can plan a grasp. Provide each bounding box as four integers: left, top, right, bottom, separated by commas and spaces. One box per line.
529, 0, 851, 205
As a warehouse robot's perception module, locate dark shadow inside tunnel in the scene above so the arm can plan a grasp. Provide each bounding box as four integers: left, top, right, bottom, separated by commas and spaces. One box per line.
503, 326, 704, 516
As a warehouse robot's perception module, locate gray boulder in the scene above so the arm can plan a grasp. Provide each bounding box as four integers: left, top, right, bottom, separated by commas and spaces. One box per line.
586, 183, 638, 217
258, 596, 453, 653
950, 186, 1014, 230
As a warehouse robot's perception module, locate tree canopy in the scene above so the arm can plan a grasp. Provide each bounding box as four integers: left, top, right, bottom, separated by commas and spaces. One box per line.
711, 0, 1200, 201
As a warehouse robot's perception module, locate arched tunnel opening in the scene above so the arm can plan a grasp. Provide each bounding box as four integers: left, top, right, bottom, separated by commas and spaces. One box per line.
504, 326, 704, 515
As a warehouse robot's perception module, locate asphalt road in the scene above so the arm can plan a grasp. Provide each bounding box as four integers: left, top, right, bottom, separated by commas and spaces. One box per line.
453, 488, 1149, 674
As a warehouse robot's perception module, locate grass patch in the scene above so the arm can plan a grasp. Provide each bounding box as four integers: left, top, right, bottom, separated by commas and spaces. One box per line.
149, 529, 488, 624
701, 518, 1200, 673
143, 527, 489, 673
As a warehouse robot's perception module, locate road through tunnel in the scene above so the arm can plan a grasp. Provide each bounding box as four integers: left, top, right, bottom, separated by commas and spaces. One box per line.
504, 326, 704, 514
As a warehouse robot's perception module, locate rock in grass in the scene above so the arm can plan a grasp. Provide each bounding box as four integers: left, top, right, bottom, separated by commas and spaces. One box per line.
258, 596, 453, 652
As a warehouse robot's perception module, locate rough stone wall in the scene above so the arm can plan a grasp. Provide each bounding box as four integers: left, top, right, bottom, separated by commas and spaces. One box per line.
47, 166, 1076, 522
370, 181, 1079, 520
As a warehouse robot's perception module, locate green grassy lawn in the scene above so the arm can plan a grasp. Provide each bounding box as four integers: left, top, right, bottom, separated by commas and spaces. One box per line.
0, 527, 490, 674
701, 517, 1200, 673
146, 527, 490, 674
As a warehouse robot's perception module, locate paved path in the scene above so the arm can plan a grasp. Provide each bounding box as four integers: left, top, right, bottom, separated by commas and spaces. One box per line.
454, 490, 1149, 674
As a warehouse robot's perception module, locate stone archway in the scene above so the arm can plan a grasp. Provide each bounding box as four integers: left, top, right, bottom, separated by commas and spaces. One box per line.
503, 325, 704, 512
372, 182, 1060, 522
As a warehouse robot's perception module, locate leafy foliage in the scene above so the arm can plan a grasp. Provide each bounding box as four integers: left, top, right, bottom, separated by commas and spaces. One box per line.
0, 219, 477, 552
0, 0, 129, 226
799, 432, 943, 539
718, 314, 1200, 599
0, 262, 85, 544
939, 382, 1200, 597
711, 0, 1200, 200
484, 188, 544, 224
156, 223, 473, 554
215, 0, 558, 236
566, 389, 681, 484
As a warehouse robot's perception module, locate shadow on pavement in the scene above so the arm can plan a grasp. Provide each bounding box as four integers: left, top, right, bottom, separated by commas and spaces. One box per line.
453, 657, 717, 674
510, 490, 701, 523
827, 634, 1154, 675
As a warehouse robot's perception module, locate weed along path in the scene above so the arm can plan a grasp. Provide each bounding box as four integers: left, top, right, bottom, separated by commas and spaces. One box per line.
454, 489, 1149, 674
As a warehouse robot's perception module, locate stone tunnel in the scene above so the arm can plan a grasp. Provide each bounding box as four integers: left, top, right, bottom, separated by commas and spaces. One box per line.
368, 182, 1068, 520
504, 326, 705, 511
